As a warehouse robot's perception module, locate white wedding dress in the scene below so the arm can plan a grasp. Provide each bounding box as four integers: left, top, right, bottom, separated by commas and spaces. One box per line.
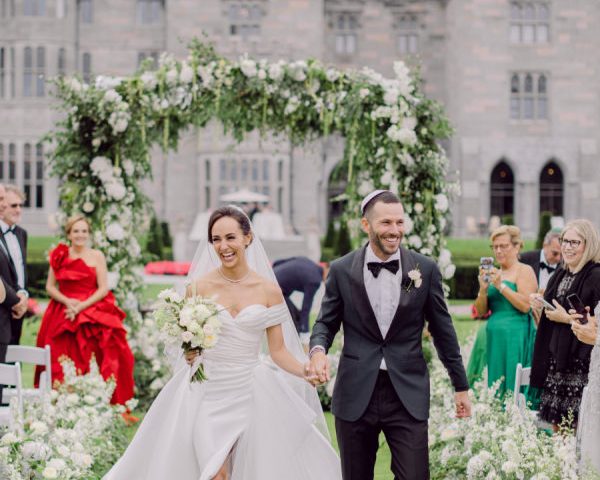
577, 305, 600, 475
104, 302, 342, 480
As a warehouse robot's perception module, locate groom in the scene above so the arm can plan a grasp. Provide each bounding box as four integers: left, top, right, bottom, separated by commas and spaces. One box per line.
309, 190, 471, 480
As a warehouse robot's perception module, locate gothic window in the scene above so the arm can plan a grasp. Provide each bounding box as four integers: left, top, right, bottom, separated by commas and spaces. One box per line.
9, 47, 15, 98
24, 143, 32, 207
23, 0, 45, 16
539, 161, 563, 216
79, 0, 93, 24
329, 12, 359, 57
0, 47, 5, 99
82, 52, 92, 84
8, 143, 15, 181
395, 14, 418, 55
36, 46, 45, 97
490, 161, 514, 218
58, 48, 66, 76
137, 0, 164, 25
510, 2, 550, 44
226, 2, 264, 39
35, 143, 44, 208
0, 0, 15, 17
23, 47, 33, 97
510, 72, 548, 120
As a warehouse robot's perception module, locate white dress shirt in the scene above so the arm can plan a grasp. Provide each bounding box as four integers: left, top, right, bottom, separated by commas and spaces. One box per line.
538, 249, 556, 291
363, 244, 402, 370
0, 219, 25, 289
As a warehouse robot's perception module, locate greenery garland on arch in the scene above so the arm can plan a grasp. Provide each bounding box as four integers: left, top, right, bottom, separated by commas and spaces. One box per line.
49, 40, 457, 303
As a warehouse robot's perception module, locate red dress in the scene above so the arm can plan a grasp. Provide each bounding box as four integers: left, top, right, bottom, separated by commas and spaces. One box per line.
35, 244, 134, 405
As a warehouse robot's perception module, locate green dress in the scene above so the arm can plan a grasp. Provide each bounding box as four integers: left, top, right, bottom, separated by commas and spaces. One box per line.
486, 281, 537, 400
466, 321, 487, 386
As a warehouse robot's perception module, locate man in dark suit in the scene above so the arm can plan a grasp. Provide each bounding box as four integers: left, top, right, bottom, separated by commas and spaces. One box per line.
520, 228, 561, 292
309, 190, 470, 480
0, 184, 27, 402
0, 185, 29, 345
273, 256, 327, 345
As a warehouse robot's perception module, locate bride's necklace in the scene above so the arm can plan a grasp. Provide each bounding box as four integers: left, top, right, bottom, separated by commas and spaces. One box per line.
218, 267, 251, 284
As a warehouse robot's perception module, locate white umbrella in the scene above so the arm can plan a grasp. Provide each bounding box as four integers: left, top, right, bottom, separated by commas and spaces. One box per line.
220, 188, 270, 203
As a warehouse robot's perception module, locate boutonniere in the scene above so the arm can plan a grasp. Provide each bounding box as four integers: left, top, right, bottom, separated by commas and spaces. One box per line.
405, 265, 422, 292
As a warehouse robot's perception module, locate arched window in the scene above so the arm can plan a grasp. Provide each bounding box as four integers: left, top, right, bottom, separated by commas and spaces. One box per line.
539, 161, 563, 216
490, 161, 514, 218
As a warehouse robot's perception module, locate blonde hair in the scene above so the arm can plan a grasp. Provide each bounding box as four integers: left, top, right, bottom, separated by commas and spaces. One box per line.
490, 225, 524, 251
561, 219, 600, 272
65, 215, 91, 236
4, 184, 25, 201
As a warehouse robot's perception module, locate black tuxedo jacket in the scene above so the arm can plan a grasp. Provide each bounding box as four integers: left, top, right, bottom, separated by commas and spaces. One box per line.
310, 245, 468, 422
0, 246, 22, 344
520, 249, 541, 280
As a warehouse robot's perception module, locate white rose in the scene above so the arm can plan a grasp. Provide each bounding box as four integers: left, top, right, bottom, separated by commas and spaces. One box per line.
187, 320, 201, 334
434, 193, 449, 212
179, 307, 194, 327
408, 235, 422, 249
181, 331, 194, 343
413, 203, 424, 214
240, 58, 257, 77
42, 467, 58, 479
105, 180, 127, 201
106, 223, 125, 241
195, 304, 212, 319
57, 445, 70, 457
82, 201, 95, 213
203, 334, 217, 348
397, 127, 417, 146
203, 324, 214, 336
166, 291, 182, 303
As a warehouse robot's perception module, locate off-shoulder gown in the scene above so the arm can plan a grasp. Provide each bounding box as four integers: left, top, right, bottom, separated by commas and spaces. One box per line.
104, 303, 342, 480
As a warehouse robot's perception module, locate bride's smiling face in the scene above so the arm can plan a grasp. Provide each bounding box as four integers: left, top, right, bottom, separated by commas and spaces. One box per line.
210, 216, 252, 269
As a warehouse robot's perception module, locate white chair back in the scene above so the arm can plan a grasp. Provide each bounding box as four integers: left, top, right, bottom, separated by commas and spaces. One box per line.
0, 362, 23, 425
513, 363, 530, 411
6, 345, 52, 392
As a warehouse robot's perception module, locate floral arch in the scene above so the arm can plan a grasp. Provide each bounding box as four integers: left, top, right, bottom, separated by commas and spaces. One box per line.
48, 40, 457, 311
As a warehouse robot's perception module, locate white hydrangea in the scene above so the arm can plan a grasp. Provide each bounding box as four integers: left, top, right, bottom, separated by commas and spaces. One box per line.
408, 234, 422, 249
239, 57, 258, 78
95, 75, 122, 91
179, 63, 194, 83
105, 180, 127, 201
140, 71, 157, 90
359, 88, 370, 99
435, 193, 449, 212
166, 67, 178, 85
106, 223, 125, 241
102, 89, 122, 103
268, 62, 284, 81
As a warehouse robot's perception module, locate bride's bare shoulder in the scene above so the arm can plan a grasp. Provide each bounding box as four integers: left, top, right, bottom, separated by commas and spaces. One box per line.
257, 276, 284, 307
186, 270, 221, 297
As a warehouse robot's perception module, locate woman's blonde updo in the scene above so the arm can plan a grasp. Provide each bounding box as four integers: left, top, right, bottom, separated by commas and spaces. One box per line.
490, 225, 524, 251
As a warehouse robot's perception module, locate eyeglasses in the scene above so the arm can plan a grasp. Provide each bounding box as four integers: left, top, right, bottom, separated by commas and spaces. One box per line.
9, 203, 23, 209
490, 243, 513, 251
560, 238, 583, 249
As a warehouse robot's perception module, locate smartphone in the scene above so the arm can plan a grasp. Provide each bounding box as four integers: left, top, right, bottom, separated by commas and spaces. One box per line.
538, 297, 556, 311
480, 257, 494, 283
567, 293, 589, 324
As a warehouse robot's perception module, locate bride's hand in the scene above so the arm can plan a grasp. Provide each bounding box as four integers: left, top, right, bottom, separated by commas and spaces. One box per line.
302, 362, 320, 387
185, 349, 200, 366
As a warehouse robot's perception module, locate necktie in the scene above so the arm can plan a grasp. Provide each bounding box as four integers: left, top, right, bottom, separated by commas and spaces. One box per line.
367, 259, 400, 278
540, 262, 556, 273
3, 226, 15, 235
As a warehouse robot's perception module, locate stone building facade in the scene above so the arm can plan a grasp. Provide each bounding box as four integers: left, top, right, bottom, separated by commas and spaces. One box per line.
1, 0, 598, 239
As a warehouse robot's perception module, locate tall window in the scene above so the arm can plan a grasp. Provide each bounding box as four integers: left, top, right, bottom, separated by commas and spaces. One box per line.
35, 143, 44, 208
36, 46, 45, 97
23, 0, 45, 16
9, 47, 15, 98
510, 72, 548, 120
79, 0, 93, 23
330, 12, 359, 57
539, 161, 563, 216
510, 2, 550, 44
23, 47, 33, 97
226, 2, 264, 39
137, 0, 163, 24
8, 143, 15, 181
1, 0, 16, 17
395, 14, 418, 55
490, 161, 514, 218
58, 48, 66, 76
82, 52, 91, 84
0, 47, 5, 99
23, 143, 32, 208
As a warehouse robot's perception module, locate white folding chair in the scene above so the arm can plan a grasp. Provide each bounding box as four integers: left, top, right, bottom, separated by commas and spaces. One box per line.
514, 363, 552, 429
3, 345, 52, 403
0, 362, 23, 427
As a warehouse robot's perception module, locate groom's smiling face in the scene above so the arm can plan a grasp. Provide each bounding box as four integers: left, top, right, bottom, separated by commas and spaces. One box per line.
361, 201, 405, 260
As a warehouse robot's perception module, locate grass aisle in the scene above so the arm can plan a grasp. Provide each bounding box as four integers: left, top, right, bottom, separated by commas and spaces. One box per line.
19, 302, 479, 479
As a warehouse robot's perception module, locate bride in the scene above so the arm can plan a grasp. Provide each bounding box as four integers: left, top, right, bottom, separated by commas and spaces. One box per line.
104, 206, 342, 479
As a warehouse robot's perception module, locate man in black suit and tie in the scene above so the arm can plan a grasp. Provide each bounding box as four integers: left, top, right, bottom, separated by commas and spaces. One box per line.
520, 228, 561, 293
0, 185, 29, 345
0, 184, 28, 402
309, 190, 471, 480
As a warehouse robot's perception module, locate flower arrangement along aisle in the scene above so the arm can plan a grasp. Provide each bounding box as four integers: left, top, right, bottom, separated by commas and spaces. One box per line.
0, 359, 135, 480
153, 288, 222, 382
427, 354, 598, 480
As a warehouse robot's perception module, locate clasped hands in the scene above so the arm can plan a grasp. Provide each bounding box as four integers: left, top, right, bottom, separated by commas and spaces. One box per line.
64, 298, 84, 321
11, 293, 28, 320
303, 351, 330, 387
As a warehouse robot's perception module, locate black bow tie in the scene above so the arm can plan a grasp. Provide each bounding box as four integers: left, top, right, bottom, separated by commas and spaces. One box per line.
540, 262, 556, 273
367, 259, 400, 278
2, 226, 15, 235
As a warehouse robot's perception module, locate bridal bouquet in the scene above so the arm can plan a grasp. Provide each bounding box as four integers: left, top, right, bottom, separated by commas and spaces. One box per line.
153, 288, 222, 382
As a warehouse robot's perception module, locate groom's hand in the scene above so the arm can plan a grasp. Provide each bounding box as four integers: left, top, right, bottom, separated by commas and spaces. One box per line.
454, 390, 471, 418
309, 351, 330, 384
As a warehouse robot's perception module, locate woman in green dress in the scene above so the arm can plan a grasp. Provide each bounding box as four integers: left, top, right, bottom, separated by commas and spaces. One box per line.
468, 225, 538, 399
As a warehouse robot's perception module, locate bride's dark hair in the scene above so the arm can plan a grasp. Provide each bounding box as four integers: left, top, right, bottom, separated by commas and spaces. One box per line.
207, 206, 253, 244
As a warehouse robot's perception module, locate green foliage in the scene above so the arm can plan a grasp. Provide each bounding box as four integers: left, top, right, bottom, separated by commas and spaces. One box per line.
323, 218, 336, 249
501, 214, 514, 226
146, 215, 164, 259
160, 221, 172, 248
336, 220, 353, 257
536, 211, 553, 249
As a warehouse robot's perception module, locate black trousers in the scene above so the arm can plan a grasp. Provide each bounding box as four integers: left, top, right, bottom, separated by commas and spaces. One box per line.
9, 316, 23, 345
335, 370, 429, 480
0, 343, 7, 406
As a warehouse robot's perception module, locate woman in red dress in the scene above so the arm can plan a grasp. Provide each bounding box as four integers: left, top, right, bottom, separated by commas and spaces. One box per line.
35, 215, 134, 405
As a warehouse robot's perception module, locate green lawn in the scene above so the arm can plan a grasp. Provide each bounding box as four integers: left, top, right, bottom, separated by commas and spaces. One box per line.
28, 236, 59, 262
447, 237, 536, 264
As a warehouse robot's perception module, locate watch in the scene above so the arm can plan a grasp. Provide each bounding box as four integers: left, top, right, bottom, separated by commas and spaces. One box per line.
17, 289, 29, 298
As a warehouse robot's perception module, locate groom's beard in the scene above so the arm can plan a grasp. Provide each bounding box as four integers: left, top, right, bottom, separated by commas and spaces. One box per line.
370, 230, 402, 256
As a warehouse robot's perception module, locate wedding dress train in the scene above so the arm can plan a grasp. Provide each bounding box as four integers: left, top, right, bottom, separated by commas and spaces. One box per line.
104, 303, 342, 480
